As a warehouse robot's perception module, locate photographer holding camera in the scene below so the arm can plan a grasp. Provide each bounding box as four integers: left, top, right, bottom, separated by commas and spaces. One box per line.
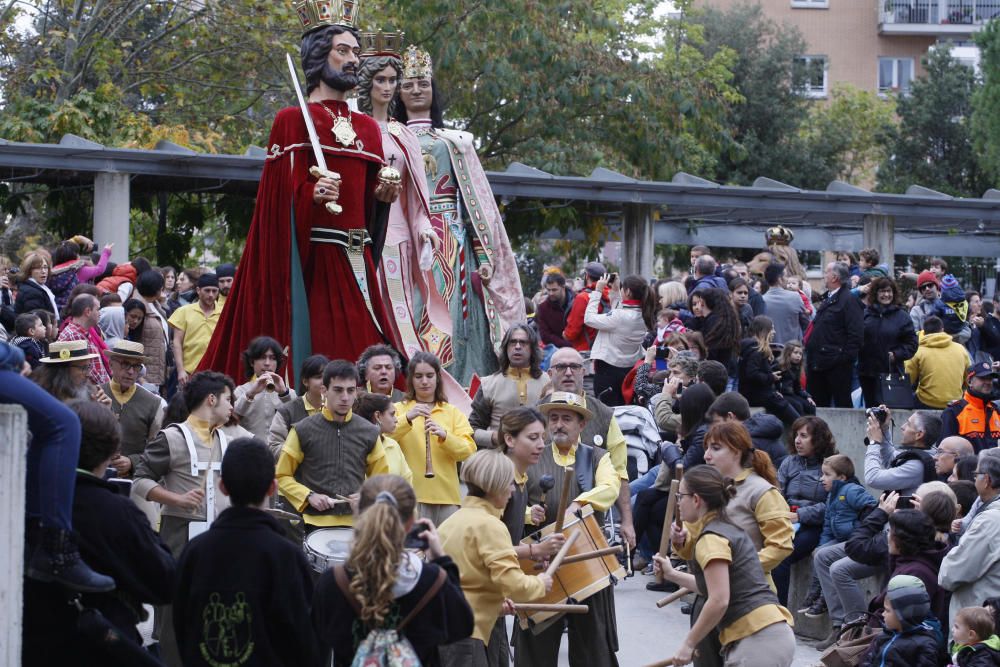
940, 361, 1000, 454
864, 406, 942, 496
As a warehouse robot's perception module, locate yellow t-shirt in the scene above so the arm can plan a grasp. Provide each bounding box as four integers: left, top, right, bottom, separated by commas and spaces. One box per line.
391, 400, 476, 506
692, 521, 793, 646
167, 302, 221, 372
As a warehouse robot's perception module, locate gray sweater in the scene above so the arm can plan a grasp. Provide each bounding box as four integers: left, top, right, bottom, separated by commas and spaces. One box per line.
762, 287, 809, 345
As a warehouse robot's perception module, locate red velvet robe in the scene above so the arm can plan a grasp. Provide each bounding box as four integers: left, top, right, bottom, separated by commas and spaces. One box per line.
198, 100, 394, 382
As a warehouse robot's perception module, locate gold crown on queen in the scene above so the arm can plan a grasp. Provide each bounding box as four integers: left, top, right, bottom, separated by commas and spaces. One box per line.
402, 45, 433, 79
294, 0, 359, 35
360, 30, 405, 58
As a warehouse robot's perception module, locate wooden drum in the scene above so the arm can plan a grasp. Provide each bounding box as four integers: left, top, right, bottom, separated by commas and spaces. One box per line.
516, 505, 625, 633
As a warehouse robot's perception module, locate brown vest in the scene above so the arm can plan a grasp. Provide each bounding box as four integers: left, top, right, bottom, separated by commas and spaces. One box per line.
727, 472, 776, 553
103, 383, 161, 458
293, 414, 379, 516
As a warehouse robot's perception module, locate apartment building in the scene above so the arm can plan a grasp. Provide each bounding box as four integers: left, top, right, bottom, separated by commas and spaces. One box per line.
700, 0, 997, 96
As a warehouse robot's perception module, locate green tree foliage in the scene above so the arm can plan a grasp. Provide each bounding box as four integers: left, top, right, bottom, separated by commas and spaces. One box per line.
802, 84, 897, 185
973, 19, 1000, 188
876, 46, 990, 197
691, 2, 840, 188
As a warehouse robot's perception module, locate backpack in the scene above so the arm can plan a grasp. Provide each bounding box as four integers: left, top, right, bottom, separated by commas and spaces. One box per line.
333, 565, 447, 667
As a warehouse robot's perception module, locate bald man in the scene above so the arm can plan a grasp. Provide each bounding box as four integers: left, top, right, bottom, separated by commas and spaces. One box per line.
541, 347, 635, 548
934, 436, 974, 480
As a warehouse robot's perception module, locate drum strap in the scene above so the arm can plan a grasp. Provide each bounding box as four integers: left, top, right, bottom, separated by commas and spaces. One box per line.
177, 424, 228, 529
333, 565, 447, 631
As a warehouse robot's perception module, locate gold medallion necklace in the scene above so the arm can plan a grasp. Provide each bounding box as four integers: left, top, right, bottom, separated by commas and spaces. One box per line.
322, 102, 357, 148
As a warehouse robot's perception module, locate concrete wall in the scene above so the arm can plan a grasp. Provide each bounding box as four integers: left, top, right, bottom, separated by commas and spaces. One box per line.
0, 404, 27, 666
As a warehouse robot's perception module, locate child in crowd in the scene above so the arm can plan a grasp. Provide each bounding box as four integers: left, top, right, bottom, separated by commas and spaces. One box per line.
950, 606, 1000, 666
777, 341, 815, 417
803, 454, 877, 616
862, 574, 946, 667
785, 275, 813, 318
11, 312, 48, 368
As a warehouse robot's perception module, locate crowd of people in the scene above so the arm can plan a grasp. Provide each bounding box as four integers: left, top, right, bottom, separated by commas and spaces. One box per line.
5, 10, 1000, 667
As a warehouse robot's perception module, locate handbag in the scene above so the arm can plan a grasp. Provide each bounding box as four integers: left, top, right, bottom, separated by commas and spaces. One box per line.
878, 366, 914, 409
819, 615, 876, 667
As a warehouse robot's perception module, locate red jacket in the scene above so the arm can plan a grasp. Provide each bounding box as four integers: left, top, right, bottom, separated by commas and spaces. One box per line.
563, 286, 608, 351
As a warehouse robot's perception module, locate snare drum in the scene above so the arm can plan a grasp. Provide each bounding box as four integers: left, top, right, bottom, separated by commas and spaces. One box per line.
303, 527, 353, 573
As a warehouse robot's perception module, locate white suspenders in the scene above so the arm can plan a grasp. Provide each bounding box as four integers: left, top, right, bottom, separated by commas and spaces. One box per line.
178, 423, 229, 540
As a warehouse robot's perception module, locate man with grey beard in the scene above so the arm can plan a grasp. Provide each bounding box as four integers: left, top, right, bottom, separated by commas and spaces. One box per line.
518, 391, 622, 665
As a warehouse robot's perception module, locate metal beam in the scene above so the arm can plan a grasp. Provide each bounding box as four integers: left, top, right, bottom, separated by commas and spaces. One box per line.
653, 222, 1000, 256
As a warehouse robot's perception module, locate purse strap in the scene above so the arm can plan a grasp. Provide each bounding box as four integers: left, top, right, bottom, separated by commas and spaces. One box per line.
333, 564, 448, 632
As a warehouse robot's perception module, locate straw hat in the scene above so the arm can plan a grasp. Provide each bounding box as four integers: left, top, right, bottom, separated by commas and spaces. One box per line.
41, 340, 99, 364
538, 391, 593, 420
105, 340, 150, 363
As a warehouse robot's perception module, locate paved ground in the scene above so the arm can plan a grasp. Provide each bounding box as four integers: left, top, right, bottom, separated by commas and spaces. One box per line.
549, 569, 826, 666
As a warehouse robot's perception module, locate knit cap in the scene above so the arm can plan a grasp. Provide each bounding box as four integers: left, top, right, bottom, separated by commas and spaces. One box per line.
886, 574, 931, 630
917, 271, 939, 288
940, 274, 965, 303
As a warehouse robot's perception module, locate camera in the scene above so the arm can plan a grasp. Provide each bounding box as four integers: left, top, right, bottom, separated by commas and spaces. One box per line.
403, 521, 429, 550
897, 496, 914, 510
866, 406, 889, 424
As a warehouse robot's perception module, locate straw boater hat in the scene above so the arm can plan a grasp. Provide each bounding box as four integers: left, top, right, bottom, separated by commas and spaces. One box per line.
105, 340, 150, 363
538, 392, 593, 421
40, 339, 99, 364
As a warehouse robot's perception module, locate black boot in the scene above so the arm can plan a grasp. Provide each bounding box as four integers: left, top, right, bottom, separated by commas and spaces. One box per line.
26, 527, 116, 593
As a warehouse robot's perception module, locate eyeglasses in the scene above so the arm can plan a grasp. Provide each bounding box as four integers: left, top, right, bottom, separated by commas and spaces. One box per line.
550, 363, 584, 373
507, 339, 531, 348
675, 492, 693, 499
974, 471, 989, 477
920, 284, 937, 291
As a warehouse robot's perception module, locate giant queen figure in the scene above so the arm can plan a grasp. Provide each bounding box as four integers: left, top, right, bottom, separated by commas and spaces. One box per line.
396, 46, 525, 386
199, 0, 402, 382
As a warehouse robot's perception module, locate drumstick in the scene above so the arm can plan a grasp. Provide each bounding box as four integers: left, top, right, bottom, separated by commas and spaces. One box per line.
511, 603, 588, 614
643, 650, 699, 667
625, 542, 633, 577
674, 463, 684, 526
544, 530, 578, 577
656, 479, 681, 584
656, 588, 691, 608
422, 414, 435, 478
532, 545, 622, 569
553, 466, 574, 533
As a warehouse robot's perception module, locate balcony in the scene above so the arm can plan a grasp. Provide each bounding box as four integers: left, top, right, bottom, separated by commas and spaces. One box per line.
879, 0, 1000, 35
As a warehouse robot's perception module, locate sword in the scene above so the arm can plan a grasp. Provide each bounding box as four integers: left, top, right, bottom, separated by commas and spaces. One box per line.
285, 52, 342, 215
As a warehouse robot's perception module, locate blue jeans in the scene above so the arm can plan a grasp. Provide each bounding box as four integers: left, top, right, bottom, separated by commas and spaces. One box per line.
630, 464, 660, 504
0, 370, 80, 531
771, 523, 823, 606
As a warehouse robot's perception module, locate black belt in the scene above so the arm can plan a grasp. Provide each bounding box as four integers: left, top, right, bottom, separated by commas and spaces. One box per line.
310, 227, 371, 251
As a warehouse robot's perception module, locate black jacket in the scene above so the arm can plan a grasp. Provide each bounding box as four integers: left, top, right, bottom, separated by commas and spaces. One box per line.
980, 317, 1000, 361
777, 362, 811, 401
737, 338, 779, 407
174, 506, 322, 667
859, 303, 919, 377
14, 279, 55, 316
745, 413, 787, 469
861, 622, 946, 667
844, 506, 889, 567
22, 472, 176, 666
313, 556, 473, 667
805, 287, 864, 371
681, 422, 709, 469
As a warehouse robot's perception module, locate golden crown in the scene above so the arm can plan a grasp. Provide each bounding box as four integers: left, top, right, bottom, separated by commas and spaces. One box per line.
360, 30, 405, 58
401, 45, 433, 79
294, 0, 359, 35
765, 225, 795, 246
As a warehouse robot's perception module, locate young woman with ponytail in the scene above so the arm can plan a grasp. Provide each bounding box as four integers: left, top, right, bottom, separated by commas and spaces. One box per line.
654, 465, 796, 667
701, 421, 793, 588
437, 449, 553, 666
584, 273, 657, 406
311, 475, 473, 667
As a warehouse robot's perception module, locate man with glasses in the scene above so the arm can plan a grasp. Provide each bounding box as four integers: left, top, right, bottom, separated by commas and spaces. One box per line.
933, 435, 974, 480
940, 450, 1000, 624
541, 347, 636, 549
101, 341, 165, 480
910, 271, 943, 332
469, 324, 552, 449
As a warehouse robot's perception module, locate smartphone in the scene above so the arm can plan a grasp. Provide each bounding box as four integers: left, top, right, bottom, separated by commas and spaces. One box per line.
404, 522, 429, 550
609, 273, 619, 285
897, 496, 914, 510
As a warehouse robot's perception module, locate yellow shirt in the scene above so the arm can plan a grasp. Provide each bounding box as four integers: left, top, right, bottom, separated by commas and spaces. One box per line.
109, 379, 137, 405
551, 442, 621, 511
733, 469, 794, 579
381, 434, 413, 484
437, 496, 546, 642
682, 511, 794, 646
167, 302, 221, 372
392, 400, 476, 506
275, 408, 388, 527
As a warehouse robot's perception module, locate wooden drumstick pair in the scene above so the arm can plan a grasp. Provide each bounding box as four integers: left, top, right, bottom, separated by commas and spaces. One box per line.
655, 463, 685, 585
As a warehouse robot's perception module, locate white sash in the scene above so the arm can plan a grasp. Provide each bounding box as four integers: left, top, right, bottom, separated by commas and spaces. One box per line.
177, 423, 229, 540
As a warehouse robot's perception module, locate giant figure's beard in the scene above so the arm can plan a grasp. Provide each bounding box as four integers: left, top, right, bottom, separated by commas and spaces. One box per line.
321, 63, 358, 92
